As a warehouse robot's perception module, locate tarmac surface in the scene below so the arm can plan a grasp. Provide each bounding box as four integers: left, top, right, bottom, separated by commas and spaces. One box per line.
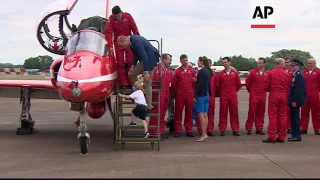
1, 91, 320, 178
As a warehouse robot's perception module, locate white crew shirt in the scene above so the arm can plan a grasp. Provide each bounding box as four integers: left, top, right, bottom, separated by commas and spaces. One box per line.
129, 90, 147, 106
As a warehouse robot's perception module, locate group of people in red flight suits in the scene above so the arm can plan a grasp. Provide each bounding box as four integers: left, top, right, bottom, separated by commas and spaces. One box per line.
246, 57, 320, 143
105, 6, 320, 142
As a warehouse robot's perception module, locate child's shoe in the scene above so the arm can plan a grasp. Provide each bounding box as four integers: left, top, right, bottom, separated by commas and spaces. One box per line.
129, 121, 137, 126
143, 132, 150, 139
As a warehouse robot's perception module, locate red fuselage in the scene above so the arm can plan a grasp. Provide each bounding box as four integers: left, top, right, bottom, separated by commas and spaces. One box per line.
56, 51, 116, 103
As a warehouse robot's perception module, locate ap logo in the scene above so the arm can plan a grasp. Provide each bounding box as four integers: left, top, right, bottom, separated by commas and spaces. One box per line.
251, 0, 275, 28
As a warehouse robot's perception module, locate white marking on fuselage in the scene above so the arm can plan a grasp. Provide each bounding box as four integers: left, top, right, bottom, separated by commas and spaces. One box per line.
57, 71, 117, 83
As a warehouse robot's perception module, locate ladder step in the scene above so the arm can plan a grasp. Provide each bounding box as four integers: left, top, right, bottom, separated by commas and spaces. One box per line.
116, 138, 159, 142
119, 101, 159, 105
116, 89, 162, 93
119, 113, 158, 117
120, 125, 158, 128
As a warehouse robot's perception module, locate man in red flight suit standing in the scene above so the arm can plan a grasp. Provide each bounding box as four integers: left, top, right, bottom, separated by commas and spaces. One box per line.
197, 59, 216, 136
300, 58, 320, 135
263, 58, 290, 143
171, 54, 196, 137
284, 57, 294, 134
216, 57, 241, 136
105, 6, 140, 89
245, 57, 268, 135
148, 53, 172, 141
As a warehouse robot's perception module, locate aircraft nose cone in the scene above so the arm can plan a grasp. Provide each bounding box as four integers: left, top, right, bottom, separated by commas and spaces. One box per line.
71, 87, 82, 97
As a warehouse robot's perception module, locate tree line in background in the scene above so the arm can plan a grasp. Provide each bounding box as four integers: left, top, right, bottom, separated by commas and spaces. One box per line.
212, 49, 313, 71
0, 49, 313, 70
0, 55, 54, 69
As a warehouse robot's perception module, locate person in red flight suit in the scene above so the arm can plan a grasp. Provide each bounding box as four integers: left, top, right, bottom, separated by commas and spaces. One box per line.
300, 58, 320, 135
263, 58, 290, 143
197, 59, 216, 136
148, 53, 172, 141
105, 6, 140, 89
284, 57, 294, 134
171, 54, 196, 137
216, 57, 241, 136
245, 57, 268, 135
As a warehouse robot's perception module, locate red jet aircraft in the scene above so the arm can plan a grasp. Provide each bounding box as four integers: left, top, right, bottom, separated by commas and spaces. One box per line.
0, 0, 117, 154
0, 0, 247, 154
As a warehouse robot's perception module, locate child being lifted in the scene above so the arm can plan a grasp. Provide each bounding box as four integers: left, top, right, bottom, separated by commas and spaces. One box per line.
118, 81, 149, 139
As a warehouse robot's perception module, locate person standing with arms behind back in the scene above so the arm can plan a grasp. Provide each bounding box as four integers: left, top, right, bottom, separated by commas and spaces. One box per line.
287, 59, 306, 142
284, 57, 294, 134
106, 6, 140, 90
245, 57, 268, 135
216, 57, 241, 136
148, 53, 172, 141
171, 54, 196, 137
263, 58, 290, 143
117, 35, 160, 111
194, 56, 212, 142
300, 58, 320, 135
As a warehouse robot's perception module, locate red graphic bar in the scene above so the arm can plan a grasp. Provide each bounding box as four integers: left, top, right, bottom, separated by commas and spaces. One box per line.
251, 24, 275, 28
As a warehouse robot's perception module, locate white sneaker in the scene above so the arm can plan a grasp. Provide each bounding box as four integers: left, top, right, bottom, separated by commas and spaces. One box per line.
143, 132, 149, 139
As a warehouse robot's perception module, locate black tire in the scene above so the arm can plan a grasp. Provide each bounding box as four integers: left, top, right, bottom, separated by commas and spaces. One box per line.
80, 137, 89, 154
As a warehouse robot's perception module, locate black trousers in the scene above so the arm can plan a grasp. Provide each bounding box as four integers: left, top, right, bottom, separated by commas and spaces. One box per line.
290, 106, 301, 139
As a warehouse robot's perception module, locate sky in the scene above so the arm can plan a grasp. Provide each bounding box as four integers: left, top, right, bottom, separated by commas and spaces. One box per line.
0, 0, 320, 66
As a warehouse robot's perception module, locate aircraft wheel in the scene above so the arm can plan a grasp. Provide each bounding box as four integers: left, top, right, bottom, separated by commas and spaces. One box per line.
151, 142, 155, 149
80, 137, 89, 154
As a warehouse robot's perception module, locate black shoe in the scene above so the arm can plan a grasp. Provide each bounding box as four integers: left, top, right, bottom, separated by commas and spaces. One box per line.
287, 129, 292, 134
247, 130, 252, 135
220, 131, 226, 136
301, 130, 308, 134
160, 134, 165, 141
256, 130, 265, 135
276, 138, 284, 143
207, 132, 215, 136
288, 137, 301, 142
262, 138, 276, 143
315, 130, 320, 135
129, 121, 136, 126
174, 132, 181, 137
186, 132, 194, 137
233, 131, 240, 136
121, 86, 128, 89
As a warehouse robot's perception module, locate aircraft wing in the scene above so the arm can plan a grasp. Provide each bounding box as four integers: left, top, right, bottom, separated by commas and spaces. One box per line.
0, 80, 61, 99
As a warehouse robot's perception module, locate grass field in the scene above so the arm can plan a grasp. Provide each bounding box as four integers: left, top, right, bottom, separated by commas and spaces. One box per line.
0, 75, 50, 80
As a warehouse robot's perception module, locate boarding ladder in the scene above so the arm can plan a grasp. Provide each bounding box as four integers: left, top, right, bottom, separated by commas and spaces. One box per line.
113, 39, 163, 151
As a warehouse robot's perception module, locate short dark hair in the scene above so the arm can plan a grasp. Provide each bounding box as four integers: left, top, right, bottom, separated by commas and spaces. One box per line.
284, 56, 292, 61
222, 56, 231, 62
161, 53, 170, 60
258, 57, 266, 63
180, 54, 187, 60
112, 6, 122, 15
